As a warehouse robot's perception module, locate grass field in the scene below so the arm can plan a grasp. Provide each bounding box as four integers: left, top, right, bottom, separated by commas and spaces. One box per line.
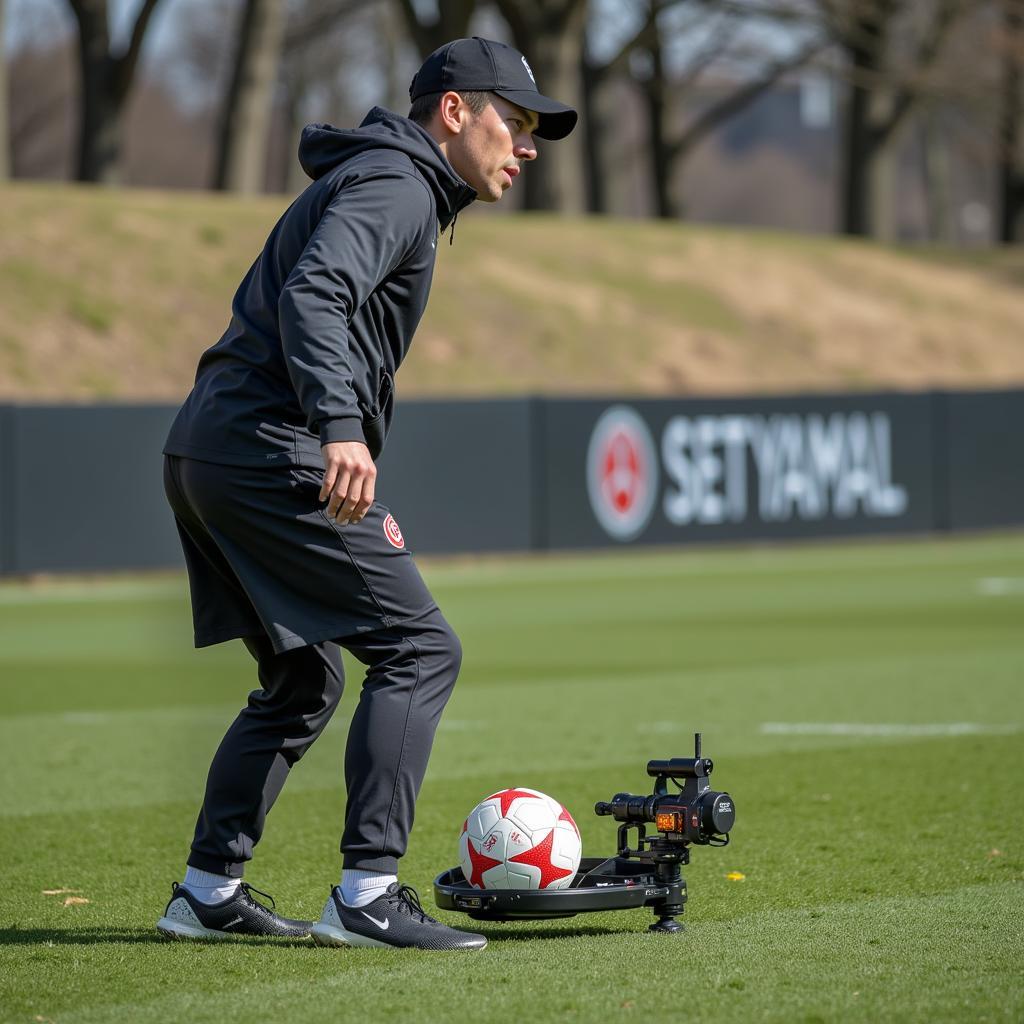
1, 533, 1022, 1022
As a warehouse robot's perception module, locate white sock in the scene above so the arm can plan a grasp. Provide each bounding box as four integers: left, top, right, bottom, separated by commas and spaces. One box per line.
182, 866, 241, 904
340, 869, 396, 908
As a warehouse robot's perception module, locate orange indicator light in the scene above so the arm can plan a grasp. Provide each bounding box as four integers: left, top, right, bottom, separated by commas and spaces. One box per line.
656, 812, 683, 833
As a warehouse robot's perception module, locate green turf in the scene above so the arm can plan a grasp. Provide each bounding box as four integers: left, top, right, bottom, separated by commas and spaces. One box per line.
1, 534, 1022, 1022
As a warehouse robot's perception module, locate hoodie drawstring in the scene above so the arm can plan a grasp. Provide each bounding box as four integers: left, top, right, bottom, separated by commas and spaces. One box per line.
448, 210, 459, 245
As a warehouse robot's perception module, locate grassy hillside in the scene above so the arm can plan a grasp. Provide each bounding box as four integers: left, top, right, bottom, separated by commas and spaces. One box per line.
1, 180, 1023, 401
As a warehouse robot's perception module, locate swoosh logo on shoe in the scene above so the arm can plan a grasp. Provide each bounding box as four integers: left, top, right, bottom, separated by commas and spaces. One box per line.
222, 916, 244, 930
361, 911, 390, 931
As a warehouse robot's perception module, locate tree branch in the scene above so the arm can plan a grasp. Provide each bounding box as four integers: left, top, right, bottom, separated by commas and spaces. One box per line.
674, 9, 741, 94
668, 36, 826, 159
711, 0, 818, 26
114, 0, 162, 99
600, 0, 667, 76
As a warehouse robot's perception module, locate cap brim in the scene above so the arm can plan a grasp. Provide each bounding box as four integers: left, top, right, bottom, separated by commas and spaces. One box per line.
492, 89, 578, 141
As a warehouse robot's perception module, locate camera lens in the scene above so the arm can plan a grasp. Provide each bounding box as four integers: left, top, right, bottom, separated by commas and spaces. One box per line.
700, 791, 736, 836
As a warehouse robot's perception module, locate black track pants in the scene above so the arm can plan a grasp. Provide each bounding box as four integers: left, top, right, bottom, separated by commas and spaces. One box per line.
165, 455, 462, 876
186, 610, 461, 878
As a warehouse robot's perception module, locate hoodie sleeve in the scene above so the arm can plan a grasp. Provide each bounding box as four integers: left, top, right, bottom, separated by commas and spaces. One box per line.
277, 170, 433, 446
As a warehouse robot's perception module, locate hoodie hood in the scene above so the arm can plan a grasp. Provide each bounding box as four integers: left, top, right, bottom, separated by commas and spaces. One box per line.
298, 107, 477, 231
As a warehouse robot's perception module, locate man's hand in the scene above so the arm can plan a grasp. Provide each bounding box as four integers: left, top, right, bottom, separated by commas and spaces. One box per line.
320, 440, 376, 526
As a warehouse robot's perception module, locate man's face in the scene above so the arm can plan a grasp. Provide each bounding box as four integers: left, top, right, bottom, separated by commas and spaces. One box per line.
448, 95, 539, 203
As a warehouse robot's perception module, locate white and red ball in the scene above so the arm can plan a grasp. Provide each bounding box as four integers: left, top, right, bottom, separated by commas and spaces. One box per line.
458, 787, 582, 890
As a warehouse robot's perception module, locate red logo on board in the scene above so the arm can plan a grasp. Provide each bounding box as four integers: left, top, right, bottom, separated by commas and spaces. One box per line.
383, 514, 404, 549
602, 428, 643, 515
586, 407, 658, 541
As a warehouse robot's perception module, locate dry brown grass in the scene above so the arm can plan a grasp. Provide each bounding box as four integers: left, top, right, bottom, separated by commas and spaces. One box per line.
1, 181, 1021, 401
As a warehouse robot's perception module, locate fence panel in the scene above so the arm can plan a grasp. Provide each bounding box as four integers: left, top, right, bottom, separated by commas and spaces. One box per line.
8, 404, 181, 573
0, 390, 1019, 574
943, 390, 1024, 531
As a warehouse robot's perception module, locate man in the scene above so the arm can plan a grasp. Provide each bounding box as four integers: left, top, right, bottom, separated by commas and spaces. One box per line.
155, 37, 576, 951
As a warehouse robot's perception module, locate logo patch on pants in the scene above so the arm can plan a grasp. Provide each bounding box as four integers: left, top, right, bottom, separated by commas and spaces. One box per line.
383, 513, 405, 549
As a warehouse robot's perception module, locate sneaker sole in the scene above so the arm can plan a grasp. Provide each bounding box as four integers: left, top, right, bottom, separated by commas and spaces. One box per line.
156, 915, 233, 941
310, 921, 392, 949
157, 916, 312, 942
310, 921, 486, 951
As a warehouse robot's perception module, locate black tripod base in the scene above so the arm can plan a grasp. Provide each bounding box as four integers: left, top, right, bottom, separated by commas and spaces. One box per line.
650, 916, 685, 934
434, 856, 688, 932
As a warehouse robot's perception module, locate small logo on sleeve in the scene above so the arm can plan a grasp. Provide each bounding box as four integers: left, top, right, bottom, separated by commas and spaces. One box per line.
383, 514, 405, 549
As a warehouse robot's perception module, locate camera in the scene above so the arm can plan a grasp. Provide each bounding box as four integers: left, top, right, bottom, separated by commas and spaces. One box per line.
595, 733, 735, 846
594, 733, 735, 931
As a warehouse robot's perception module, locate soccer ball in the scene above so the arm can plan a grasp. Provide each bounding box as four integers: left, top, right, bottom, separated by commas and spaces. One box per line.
459, 787, 582, 890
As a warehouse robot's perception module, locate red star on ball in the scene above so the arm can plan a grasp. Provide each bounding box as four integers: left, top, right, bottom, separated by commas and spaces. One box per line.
558, 805, 580, 837
466, 837, 503, 888
508, 828, 574, 889
485, 788, 539, 817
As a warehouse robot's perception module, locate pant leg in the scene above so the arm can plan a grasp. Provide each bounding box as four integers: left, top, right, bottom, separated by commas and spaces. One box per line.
187, 635, 345, 877
338, 608, 462, 873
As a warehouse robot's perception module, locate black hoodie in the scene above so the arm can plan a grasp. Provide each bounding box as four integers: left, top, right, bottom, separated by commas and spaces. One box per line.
164, 107, 477, 467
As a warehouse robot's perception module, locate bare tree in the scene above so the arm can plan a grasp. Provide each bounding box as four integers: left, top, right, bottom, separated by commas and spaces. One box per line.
581, 1, 676, 214
818, 0, 972, 236
276, 0, 385, 191
66, 0, 165, 183
648, 44, 825, 218
997, 0, 1024, 242
584, 1, 823, 218
494, 0, 588, 212
214, 0, 286, 192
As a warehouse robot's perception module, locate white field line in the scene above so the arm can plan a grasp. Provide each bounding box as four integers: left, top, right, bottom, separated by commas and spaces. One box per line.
976, 577, 1024, 596
0, 580, 185, 605
760, 722, 1020, 737
436, 719, 487, 732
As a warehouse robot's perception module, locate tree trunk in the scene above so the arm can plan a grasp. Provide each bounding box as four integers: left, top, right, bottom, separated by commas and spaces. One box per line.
0, 0, 9, 181
839, 24, 884, 237
69, 0, 163, 184
998, 0, 1024, 243
921, 105, 952, 243
870, 130, 897, 241
73, 0, 120, 183
214, 0, 286, 193
579, 50, 607, 214
498, 0, 586, 213
641, 16, 682, 220
378, 0, 407, 114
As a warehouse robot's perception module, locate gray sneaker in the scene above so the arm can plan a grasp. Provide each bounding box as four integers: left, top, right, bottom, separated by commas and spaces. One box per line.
311, 882, 486, 950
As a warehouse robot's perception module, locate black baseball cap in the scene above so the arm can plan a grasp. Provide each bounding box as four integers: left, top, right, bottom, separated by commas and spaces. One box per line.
409, 37, 578, 141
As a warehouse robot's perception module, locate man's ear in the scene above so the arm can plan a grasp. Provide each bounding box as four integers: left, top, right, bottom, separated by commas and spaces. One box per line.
438, 92, 466, 135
